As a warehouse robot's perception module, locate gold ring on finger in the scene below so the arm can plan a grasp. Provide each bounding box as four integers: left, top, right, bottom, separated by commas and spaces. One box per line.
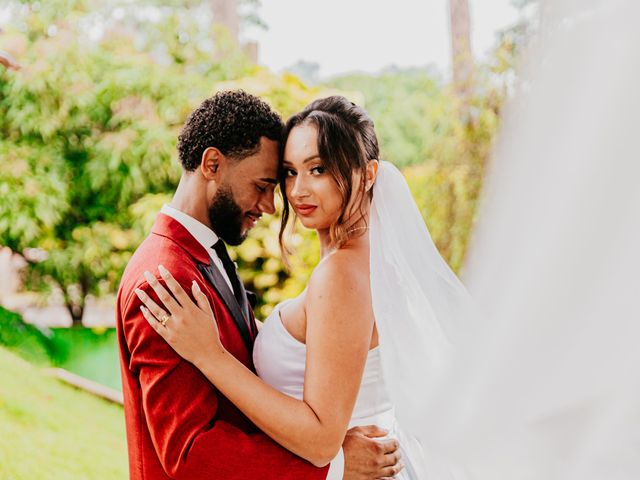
160, 314, 170, 326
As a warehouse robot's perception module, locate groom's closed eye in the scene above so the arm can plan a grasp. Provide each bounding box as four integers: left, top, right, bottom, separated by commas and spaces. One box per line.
256, 180, 277, 192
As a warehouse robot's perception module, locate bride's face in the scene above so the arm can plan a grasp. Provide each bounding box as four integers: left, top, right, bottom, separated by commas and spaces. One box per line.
282, 124, 343, 231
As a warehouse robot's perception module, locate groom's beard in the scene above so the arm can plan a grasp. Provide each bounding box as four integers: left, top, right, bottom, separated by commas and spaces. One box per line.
208, 184, 246, 246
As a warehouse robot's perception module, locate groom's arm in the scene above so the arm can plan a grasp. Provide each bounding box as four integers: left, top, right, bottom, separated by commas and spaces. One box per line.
122, 284, 329, 480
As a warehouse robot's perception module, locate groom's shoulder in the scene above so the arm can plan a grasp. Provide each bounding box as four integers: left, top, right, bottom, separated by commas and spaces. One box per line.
119, 232, 199, 295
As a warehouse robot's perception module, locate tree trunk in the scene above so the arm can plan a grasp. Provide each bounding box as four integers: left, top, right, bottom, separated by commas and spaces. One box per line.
55, 277, 85, 327
65, 299, 84, 327
449, 0, 474, 111
211, 0, 240, 46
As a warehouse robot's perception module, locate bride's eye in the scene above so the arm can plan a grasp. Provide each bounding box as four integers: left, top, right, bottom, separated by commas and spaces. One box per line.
310, 166, 325, 175
284, 168, 296, 177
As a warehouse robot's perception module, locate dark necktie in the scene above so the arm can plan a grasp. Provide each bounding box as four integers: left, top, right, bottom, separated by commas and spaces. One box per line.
212, 239, 244, 305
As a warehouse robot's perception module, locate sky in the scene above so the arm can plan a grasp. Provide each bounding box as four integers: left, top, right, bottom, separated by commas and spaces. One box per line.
248, 0, 520, 79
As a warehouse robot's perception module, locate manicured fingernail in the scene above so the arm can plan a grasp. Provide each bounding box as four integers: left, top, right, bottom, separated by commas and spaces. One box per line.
158, 264, 168, 277
135, 288, 144, 299
140, 305, 147, 314
143, 271, 154, 283
192, 280, 201, 293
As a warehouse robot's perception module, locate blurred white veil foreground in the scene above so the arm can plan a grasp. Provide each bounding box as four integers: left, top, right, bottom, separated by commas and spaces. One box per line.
408, 0, 640, 478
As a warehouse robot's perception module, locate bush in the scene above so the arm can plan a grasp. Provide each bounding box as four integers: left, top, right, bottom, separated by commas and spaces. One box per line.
0, 307, 51, 365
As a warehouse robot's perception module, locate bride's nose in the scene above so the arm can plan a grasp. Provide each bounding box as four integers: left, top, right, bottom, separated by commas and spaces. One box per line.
289, 174, 310, 200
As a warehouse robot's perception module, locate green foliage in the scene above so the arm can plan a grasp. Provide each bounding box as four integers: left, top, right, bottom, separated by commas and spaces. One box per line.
0, 0, 330, 323
404, 163, 482, 274
325, 68, 502, 271
0, 346, 127, 478
0, 15, 195, 323
0, 306, 51, 365
0, 2, 256, 324
0, 1, 510, 323
326, 69, 453, 168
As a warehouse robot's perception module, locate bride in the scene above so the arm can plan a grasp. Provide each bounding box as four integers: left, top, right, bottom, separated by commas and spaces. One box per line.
136, 95, 470, 479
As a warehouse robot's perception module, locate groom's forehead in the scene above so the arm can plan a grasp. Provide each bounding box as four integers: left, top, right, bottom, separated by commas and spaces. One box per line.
234, 138, 279, 178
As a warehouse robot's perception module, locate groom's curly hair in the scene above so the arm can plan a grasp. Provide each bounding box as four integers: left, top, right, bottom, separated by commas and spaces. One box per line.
177, 90, 284, 171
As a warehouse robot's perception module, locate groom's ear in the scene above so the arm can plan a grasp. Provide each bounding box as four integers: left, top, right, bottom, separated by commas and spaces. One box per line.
200, 147, 224, 180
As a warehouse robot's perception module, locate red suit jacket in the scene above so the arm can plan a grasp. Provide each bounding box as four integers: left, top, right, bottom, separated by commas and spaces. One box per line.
116, 213, 328, 479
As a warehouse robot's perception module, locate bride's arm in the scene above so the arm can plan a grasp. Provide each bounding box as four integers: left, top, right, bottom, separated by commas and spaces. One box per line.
137, 261, 374, 467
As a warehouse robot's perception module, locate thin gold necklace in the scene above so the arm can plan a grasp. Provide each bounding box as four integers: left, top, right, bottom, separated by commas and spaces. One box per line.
346, 226, 369, 234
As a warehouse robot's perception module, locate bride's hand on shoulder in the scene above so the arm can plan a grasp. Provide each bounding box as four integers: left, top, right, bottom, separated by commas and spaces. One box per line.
135, 264, 225, 366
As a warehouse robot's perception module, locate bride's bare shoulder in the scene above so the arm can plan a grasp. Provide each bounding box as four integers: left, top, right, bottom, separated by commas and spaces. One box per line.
306, 249, 369, 302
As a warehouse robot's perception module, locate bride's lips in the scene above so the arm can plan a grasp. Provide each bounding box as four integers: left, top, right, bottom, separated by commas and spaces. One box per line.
295, 204, 317, 216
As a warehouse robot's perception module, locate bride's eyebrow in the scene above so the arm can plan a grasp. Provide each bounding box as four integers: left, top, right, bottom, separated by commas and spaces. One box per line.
282, 154, 321, 166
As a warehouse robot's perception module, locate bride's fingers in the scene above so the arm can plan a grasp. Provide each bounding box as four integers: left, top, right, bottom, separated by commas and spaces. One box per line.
143, 271, 181, 315
158, 265, 191, 308
191, 281, 215, 318
140, 305, 167, 337
135, 288, 171, 322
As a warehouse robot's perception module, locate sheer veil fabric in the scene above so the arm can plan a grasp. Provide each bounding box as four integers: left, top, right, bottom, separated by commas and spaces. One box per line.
369, 0, 640, 478
369, 160, 474, 478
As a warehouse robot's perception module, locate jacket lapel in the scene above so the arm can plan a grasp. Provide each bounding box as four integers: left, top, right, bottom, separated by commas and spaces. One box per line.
151, 213, 254, 353
234, 276, 251, 328
197, 262, 253, 353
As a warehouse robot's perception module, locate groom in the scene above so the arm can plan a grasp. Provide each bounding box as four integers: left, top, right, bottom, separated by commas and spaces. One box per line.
116, 91, 400, 479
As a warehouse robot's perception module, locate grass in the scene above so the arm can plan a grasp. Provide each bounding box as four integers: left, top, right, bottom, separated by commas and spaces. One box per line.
0, 346, 128, 479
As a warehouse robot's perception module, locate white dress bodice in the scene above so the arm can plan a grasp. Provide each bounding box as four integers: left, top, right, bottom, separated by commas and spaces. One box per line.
254, 301, 394, 426
253, 301, 420, 479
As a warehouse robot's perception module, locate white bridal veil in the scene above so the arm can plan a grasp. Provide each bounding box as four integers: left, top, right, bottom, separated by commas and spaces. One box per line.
369, 0, 640, 478
369, 160, 474, 478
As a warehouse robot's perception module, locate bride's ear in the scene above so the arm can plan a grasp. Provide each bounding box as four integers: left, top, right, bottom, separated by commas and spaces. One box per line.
365, 159, 379, 192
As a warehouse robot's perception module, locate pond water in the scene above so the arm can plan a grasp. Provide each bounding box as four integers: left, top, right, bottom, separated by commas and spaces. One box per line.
49, 328, 121, 392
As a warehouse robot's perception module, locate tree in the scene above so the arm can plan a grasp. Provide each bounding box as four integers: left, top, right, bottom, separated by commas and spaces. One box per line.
448, 0, 474, 113
211, 0, 240, 46
0, 1, 323, 325
0, 5, 206, 325
210, 0, 265, 61
325, 67, 501, 272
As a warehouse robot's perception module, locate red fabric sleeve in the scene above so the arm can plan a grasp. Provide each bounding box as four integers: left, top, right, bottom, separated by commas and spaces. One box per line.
122, 284, 328, 480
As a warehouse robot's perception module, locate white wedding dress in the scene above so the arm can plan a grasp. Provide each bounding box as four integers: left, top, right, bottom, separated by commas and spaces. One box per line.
253, 299, 423, 479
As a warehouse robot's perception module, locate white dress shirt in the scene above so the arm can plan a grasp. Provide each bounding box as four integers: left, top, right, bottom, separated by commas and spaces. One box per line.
160, 204, 234, 292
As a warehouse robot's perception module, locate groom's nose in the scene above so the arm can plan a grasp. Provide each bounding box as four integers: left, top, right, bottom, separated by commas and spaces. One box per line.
257, 188, 276, 215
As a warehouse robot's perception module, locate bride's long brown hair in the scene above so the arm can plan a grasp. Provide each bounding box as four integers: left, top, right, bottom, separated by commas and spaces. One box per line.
279, 96, 380, 257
